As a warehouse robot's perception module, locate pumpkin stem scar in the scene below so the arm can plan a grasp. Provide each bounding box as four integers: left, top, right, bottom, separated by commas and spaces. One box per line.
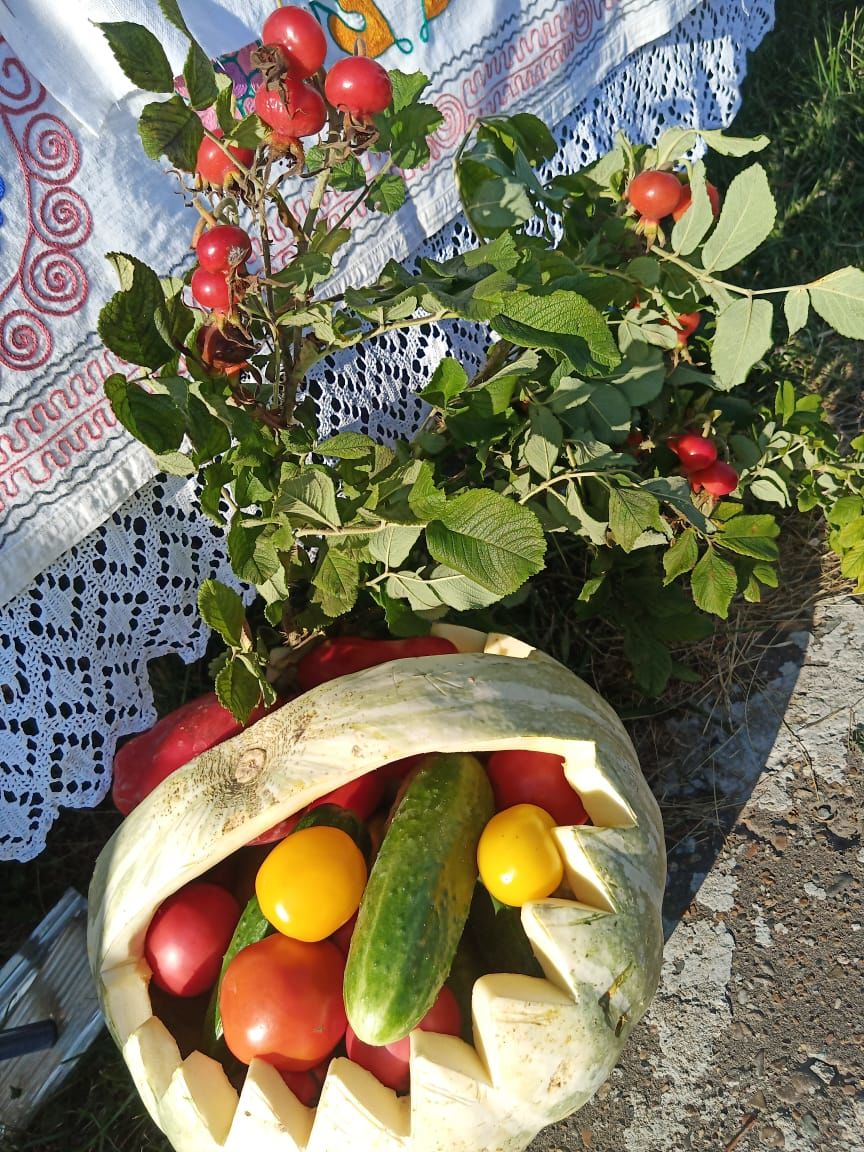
234, 748, 268, 783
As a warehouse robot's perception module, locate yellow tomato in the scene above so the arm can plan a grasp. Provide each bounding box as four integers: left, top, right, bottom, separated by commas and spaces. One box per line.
256, 826, 367, 942
476, 803, 563, 907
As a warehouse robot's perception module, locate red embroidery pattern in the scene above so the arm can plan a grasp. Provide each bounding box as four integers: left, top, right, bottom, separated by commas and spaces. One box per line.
0, 40, 93, 373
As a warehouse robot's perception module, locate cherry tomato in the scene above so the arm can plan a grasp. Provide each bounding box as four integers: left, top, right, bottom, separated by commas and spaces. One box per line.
144, 882, 241, 998
688, 460, 738, 496
256, 825, 367, 941
675, 311, 701, 344
307, 773, 385, 821
626, 170, 684, 221
255, 79, 327, 139
296, 636, 457, 692
330, 912, 357, 955
477, 803, 564, 907
196, 225, 252, 274
671, 432, 717, 471
324, 57, 393, 117
220, 934, 346, 1070
261, 6, 327, 79
672, 181, 722, 222
485, 750, 588, 827
345, 986, 461, 1093
279, 1060, 329, 1107
191, 267, 231, 313
195, 132, 254, 187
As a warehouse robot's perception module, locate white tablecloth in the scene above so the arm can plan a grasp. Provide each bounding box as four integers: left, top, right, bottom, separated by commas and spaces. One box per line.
0, 0, 776, 860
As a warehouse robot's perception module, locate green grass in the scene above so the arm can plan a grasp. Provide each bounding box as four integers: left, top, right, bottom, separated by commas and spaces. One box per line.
3, 3, 863, 1148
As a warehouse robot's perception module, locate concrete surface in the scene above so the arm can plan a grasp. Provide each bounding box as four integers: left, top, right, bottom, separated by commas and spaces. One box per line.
531, 594, 864, 1152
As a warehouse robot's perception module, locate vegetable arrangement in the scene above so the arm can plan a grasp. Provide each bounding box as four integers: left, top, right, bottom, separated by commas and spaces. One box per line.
88, 629, 665, 1152
95, 1, 864, 717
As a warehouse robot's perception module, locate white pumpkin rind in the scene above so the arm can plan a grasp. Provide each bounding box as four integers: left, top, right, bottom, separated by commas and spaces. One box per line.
88, 628, 665, 1152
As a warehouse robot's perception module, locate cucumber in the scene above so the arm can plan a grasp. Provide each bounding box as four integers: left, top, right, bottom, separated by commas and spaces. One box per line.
468, 882, 544, 978
203, 894, 273, 1053
294, 803, 372, 861
344, 752, 494, 1046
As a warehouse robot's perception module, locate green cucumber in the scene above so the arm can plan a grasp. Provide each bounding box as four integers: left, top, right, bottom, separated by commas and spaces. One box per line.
468, 883, 544, 978
344, 752, 494, 1046
294, 803, 372, 861
204, 894, 273, 1053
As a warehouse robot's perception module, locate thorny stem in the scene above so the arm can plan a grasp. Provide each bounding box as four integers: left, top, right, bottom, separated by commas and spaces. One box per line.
301, 167, 332, 250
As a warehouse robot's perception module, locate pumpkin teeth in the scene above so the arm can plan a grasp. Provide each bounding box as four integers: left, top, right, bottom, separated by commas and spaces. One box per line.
89, 632, 666, 1152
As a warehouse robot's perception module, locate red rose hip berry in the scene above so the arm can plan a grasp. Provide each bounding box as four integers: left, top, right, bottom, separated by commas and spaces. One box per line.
672, 181, 722, 222
669, 432, 717, 472
255, 78, 327, 139
196, 225, 252, 274
324, 57, 393, 117
688, 460, 738, 496
195, 132, 254, 187
261, 6, 327, 79
191, 267, 232, 313
626, 170, 684, 221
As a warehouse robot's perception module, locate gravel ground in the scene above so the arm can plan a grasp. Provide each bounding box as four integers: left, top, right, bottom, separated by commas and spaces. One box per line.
532, 594, 864, 1152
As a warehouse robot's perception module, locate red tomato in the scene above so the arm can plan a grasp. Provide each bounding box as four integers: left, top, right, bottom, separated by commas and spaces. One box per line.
672, 181, 722, 222
191, 267, 231, 313
330, 912, 357, 955
246, 811, 303, 847
485, 750, 589, 826
112, 693, 274, 816
671, 433, 717, 471
144, 882, 241, 998
626, 170, 684, 221
195, 132, 254, 187
196, 225, 252, 274
220, 935, 346, 1070
307, 773, 385, 821
279, 1060, 329, 1107
346, 986, 461, 1092
324, 57, 393, 117
297, 636, 457, 692
375, 753, 426, 783
255, 79, 327, 139
261, 6, 327, 79
688, 460, 738, 496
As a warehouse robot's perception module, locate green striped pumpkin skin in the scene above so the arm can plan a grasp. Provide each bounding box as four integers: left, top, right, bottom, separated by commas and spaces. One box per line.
88, 629, 665, 1152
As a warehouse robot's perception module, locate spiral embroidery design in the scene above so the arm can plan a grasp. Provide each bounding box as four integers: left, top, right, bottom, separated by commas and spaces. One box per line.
0, 39, 93, 373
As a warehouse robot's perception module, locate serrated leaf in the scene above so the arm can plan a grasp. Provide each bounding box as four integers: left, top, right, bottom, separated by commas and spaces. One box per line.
784, 287, 809, 336
523, 405, 563, 478
215, 73, 236, 135
663, 527, 699, 583
701, 164, 776, 272
494, 290, 621, 370
157, 0, 191, 35
651, 127, 700, 169
227, 114, 267, 150
690, 547, 738, 618
711, 296, 774, 389
808, 267, 864, 339
623, 631, 673, 697
753, 561, 778, 588
138, 95, 204, 171
368, 524, 422, 567
775, 380, 796, 423
749, 472, 790, 507
151, 450, 196, 476
671, 161, 714, 255
327, 155, 366, 191
216, 656, 262, 724
105, 252, 138, 291
608, 488, 665, 552
386, 568, 499, 612
408, 461, 446, 520
104, 374, 185, 454
99, 259, 174, 369
700, 130, 770, 156
184, 40, 218, 110
97, 22, 174, 92
545, 485, 608, 546
826, 495, 863, 527
426, 489, 545, 595
313, 547, 359, 617
611, 347, 666, 406
198, 579, 245, 647
717, 514, 780, 561
275, 472, 340, 528
419, 358, 468, 408
317, 432, 376, 459
642, 476, 711, 533
228, 520, 280, 583
368, 173, 407, 214
388, 70, 431, 113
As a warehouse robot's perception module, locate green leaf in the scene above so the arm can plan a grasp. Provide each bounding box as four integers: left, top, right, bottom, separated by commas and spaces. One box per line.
215, 656, 262, 724
215, 73, 236, 135
550, 378, 631, 442
650, 127, 700, 169
523, 405, 563, 479
545, 485, 608, 546
711, 297, 774, 389
701, 164, 776, 272
386, 568, 499, 612
784, 287, 809, 336
716, 514, 780, 560
419, 358, 468, 408
699, 130, 770, 156
227, 520, 280, 583
317, 432, 377, 459
749, 471, 790, 507
227, 114, 267, 150
387, 70, 431, 113
138, 95, 204, 171
826, 495, 863, 527
775, 380, 796, 423
611, 346, 666, 406
198, 579, 246, 647
157, 0, 192, 35
105, 252, 138, 291
494, 290, 621, 371
368, 173, 407, 214
96, 22, 174, 92
753, 561, 778, 588
690, 547, 738, 618
184, 40, 218, 110
368, 524, 422, 567
98, 258, 174, 369
408, 462, 446, 520
663, 527, 699, 583
671, 161, 714, 256
426, 490, 545, 595
642, 476, 711, 533
104, 374, 185, 455
187, 394, 231, 464
151, 450, 195, 476
608, 488, 665, 553
323, 154, 366, 191
275, 472, 340, 528
809, 267, 864, 339
623, 631, 673, 698
313, 547, 359, 617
